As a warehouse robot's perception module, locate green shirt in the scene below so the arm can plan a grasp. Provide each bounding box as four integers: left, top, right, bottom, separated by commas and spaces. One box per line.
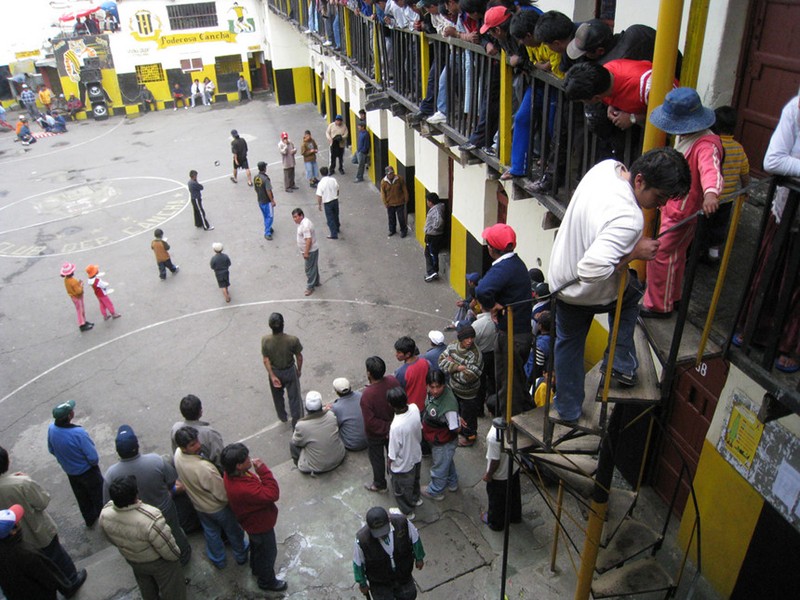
261, 333, 303, 370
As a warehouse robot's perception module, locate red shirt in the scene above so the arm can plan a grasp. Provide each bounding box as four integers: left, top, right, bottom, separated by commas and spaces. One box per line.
396, 358, 430, 413
603, 59, 673, 115
360, 375, 400, 439
223, 463, 279, 534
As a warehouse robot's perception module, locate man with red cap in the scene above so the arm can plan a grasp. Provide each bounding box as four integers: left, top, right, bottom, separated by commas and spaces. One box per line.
278, 131, 298, 192
475, 223, 534, 416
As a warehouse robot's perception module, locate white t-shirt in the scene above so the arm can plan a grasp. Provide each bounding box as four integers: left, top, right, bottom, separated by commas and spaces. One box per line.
316, 176, 339, 204
296, 217, 318, 253
388, 404, 422, 473
486, 425, 517, 481
548, 160, 643, 306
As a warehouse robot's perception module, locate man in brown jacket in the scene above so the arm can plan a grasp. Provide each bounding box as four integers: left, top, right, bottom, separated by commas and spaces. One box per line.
380, 166, 409, 238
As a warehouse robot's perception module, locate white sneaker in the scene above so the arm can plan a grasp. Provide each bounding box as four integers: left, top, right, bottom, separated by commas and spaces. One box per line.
415, 498, 424, 507
427, 111, 447, 124
323, 40, 333, 47
184, 106, 188, 110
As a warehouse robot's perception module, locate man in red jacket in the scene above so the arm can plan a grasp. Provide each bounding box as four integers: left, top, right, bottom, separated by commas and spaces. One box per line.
360, 356, 401, 493
220, 444, 287, 593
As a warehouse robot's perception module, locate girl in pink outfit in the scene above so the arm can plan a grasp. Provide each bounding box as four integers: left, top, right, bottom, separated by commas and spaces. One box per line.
642, 88, 723, 317
61, 262, 93, 332
85, 264, 121, 320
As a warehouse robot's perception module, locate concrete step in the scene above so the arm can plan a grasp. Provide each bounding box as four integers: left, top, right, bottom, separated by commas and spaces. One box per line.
527, 453, 598, 478
597, 518, 663, 573
639, 311, 723, 366
593, 327, 661, 405
591, 557, 675, 598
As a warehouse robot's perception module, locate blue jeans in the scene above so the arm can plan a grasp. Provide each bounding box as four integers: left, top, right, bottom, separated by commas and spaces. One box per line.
333, 12, 342, 49
197, 506, 249, 567
428, 438, 458, 496
307, 1, 318, 31
259, 201, 273, 236
323, 199, 340, 238
509, 86, 532, 176
304, 161, 320, 182
553, 275, 643, 421
355, 152, 369, 181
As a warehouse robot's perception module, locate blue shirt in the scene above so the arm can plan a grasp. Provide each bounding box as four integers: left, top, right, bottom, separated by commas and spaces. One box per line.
357, 129, 370, 155
47, 423, 99, 476
423, 344, 446, 373
476, 254, 532, 334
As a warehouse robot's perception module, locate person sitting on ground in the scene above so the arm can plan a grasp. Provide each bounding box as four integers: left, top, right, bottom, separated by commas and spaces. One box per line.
36, 112, 56, 132
326, 378, 367, 451
66, 94, 84, 120
290, 391, 346, 474
17, 116, 36, 146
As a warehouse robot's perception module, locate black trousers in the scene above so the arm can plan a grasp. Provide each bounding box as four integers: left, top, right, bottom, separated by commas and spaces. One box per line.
67, 465, 104, 526
486, 470, 522, 531
367, 436, 388, 489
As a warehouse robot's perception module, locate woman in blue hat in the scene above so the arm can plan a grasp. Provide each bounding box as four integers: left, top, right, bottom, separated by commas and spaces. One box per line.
641, 87, 723, 318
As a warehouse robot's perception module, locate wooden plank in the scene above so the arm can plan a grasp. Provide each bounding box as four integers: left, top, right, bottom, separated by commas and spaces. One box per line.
639, 315, 723, 366
591, 557, 674, 598
597, 518, 662, 573
593, 327, 662, 404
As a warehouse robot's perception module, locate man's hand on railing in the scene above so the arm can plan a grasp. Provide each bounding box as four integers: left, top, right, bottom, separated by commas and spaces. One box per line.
508, 54, 523, 67
702, 191, 720, 215
443, 25, 458, 37
461, 31, 480, 44
485, 42, 498, 56
617, 237, 661, 269
534, 60, 552, 72
607, 106, 639, 130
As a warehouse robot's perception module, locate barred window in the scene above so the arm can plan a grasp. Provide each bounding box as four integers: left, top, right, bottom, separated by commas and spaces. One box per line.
166, 2, 218, 30
215, 55, 243, 75
180, 58, 204, 72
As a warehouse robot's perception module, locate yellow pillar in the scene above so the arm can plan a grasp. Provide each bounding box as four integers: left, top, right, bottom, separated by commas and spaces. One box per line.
681, 0, 711, 88
498, 51, 512, 165
638, 0, 685, 276
373, 22, 382, 85
344, 9, 353, 57
419, 33, 430, 95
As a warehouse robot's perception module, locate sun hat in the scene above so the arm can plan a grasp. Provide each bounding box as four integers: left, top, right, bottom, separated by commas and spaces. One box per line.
649, 88, 716, 135
480, 6, 512, 34
60, 262, 76, 276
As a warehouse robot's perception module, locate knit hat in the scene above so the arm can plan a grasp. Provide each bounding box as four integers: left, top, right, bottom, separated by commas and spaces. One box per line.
52, 400, 75, 420
212, 242, 223, 252
85, 264, 99, 277
60, 262, 76, 276
428, 330, 445, 345
305, 391, 323, 411
457, 324, 476, 341
0, 505, 24, 539
115, 425, 139, 458
366, 506, 390, 538
482, 223, 517, 251
333, 378, 351, 394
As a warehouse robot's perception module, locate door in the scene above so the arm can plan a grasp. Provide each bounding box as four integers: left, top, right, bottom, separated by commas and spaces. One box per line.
735, 0, 800, 177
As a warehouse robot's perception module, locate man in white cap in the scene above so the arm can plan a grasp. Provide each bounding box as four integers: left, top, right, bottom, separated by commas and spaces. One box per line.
353, 506, 425, 598
290, 391, 346, 474
327, 378, 366, 451
422, 330, 446, 373
47, 400, 104, 527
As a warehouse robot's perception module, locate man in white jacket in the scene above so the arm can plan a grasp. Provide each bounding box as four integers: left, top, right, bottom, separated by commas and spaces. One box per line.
100, 475, 186, 600
548, 148, 690, 422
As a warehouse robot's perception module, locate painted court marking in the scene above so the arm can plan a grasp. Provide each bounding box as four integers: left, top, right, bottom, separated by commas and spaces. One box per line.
0, 298, 449, 407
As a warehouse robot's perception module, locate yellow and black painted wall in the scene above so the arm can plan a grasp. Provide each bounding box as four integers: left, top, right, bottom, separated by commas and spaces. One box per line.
273, 65, 314, 106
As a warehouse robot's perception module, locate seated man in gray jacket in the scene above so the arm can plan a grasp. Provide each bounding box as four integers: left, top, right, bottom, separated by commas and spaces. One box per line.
290, 391, 346, 474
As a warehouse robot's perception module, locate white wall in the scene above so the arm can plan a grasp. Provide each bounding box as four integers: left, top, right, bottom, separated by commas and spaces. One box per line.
387, 114, 414, 166
266, 12, 316, 70
451, 163, 493, 236
414, 134, 449, 198
506, 196, 557, 277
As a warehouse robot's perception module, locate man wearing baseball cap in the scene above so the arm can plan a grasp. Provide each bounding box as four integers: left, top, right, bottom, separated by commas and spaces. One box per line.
353, 506, 425, 598
47, 400, 105, 527
278, 131, 298, 192
475, 223, 534, 416
0, 504, 88, 598
290, 391, 346, 474
328, 377, 367, 451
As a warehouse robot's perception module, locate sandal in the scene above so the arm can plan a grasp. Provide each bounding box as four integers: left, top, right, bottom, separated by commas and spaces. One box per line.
364, 483, 387, 493
775, 355, 800, 373
499, 170, 518, 181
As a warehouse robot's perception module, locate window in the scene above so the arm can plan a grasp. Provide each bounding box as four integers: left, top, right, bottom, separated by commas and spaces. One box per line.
166, 2, 218, 30
136, 64, 165, 84
180, 58, 204, 72
214, 55, 243, 75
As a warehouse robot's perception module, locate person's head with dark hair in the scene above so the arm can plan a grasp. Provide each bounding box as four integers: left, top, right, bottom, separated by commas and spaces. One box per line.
459, 0, 487, 20
320, 166, 329, 177
564, 62, 612, 103
174, 426, 200, 452
220, 443, 250, 476
479, 5, 512, 38
189, 170, 198, 180
426, 368, 446, 386
711, 106, 737, 136
108, 475, 138, 509
528, 268, 544, 284
394, 336, 418, 359
509, 9, 539, 45
292, 207, 304, 219
628, 147, 691, 209
365, 356, 387, 381
533, 10, 574, 52
426, 191, 441, 206
0, 447, 8, 475
536, 310, 552, 334
268, 312, 284, 334
566, 19, 614, 61
386, 387, 409, 412
180, 394, 203, 420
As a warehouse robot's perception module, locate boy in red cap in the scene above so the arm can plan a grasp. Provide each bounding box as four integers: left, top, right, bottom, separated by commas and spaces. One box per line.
86, 264, 121, 320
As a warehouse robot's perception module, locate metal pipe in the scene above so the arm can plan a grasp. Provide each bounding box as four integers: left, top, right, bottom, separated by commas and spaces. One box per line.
551, 481, 564, 572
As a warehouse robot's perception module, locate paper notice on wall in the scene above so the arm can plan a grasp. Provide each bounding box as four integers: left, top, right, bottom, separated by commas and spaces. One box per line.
724, 402, 764, 468
772, 460, 800, 512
